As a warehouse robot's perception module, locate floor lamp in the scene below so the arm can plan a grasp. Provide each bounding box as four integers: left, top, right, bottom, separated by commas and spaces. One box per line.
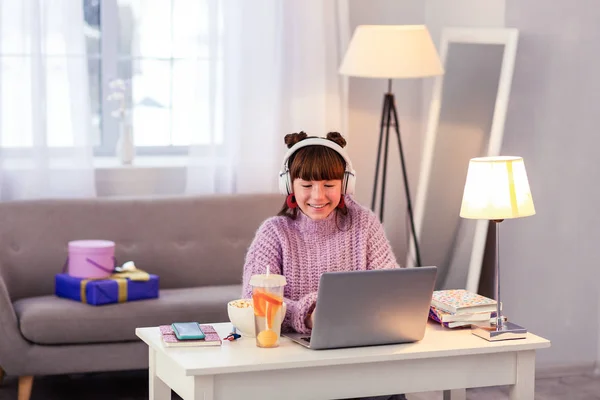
339, 25, 444, 267
459, 156, 536, 341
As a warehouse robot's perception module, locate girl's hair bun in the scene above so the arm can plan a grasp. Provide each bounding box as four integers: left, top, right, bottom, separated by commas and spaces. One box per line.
326, 131, 347, 148
284, 131, 308, 148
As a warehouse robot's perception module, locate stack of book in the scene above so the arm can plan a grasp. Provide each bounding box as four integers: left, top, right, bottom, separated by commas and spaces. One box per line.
429, 289, 502, 329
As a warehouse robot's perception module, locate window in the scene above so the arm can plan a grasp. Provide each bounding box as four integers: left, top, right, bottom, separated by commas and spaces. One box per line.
0, 0, 223, 155
0, 0, 222, 155
90, 0, 223, 155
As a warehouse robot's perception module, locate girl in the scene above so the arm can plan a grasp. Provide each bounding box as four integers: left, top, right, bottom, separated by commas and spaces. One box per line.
242, 131, 401, 333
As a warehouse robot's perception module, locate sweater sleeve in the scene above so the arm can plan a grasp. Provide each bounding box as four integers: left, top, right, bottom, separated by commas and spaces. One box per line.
366, 215, 401, 270
282, 291, 317, 334
242, 219, 283, 298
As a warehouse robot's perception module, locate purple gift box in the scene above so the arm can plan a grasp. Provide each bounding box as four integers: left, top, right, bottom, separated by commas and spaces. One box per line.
55, 273, 159, 306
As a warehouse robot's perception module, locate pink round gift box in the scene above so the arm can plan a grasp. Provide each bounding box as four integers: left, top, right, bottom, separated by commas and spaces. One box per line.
68, 240, 115, 279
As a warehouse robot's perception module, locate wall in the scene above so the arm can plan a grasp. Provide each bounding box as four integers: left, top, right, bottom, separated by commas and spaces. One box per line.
501, 0, 600, 373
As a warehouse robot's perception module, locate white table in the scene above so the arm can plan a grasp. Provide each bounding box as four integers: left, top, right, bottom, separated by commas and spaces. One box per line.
135, 322, 550, 400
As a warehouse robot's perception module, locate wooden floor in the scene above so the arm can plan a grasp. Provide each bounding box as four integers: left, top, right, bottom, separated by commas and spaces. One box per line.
0, 370, 599, 399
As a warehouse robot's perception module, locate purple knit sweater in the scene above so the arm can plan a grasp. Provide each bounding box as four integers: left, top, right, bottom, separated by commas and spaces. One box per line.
242, 196, 400, 334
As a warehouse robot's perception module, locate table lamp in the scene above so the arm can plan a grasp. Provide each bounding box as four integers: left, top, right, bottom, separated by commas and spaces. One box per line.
339, 25, 444, 267
459, 156, 536, 341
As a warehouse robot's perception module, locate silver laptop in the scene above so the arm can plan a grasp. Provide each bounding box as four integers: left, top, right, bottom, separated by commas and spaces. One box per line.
283, 267, 437, 350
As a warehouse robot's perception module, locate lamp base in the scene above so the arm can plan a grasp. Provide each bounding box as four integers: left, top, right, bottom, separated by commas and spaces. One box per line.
472, 321, 527, 341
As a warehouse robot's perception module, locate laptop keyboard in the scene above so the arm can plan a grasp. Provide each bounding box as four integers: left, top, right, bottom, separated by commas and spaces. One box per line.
301, 336, 311, 343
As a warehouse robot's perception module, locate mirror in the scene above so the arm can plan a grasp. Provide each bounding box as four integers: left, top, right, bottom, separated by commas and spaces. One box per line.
408, 28, 519, 292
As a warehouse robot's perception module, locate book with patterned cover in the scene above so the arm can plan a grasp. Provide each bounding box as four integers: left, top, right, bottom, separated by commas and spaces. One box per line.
431, 289, 498, 315
160, 324, 222, 347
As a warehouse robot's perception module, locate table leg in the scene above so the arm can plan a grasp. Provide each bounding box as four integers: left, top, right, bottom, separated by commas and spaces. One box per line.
442, 389, 466, 400
149, 348, 171, 400
193, 375, 214, 400
509, 350, 536, 400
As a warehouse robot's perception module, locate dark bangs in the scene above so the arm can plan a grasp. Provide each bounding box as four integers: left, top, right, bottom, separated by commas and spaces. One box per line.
289, 146, 346, 182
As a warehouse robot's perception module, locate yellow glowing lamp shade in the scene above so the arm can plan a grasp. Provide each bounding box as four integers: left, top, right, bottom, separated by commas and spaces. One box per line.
460, 156, 536, 220
339, 25, 444, 79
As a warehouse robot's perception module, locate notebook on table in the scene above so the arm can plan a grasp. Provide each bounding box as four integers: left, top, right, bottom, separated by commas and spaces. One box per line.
160, 324, 222, 347
283, 266, 437, 350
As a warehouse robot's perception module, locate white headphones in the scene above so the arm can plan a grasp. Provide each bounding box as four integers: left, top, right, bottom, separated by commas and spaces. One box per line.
278, 137, 356, 195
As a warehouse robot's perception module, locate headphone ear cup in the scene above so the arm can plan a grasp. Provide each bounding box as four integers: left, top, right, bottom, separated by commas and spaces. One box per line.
278, 171, 292, 195
344, 171, 356, 195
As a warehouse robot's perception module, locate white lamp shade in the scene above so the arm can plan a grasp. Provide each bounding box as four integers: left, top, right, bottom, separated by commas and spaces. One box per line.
339, 25, 444, 79
460, 156, 536, 220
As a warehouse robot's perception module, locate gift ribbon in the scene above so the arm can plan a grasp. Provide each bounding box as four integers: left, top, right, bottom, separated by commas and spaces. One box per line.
80, 278, 129, 304
78, 269, 150, 304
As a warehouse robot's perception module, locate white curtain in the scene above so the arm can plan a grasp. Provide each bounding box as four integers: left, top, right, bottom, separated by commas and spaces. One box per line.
0, 0, 96, 200
186, 0, 350, 194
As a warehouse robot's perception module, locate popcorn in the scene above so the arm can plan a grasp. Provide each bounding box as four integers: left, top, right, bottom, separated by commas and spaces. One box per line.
229, 299, 253, 309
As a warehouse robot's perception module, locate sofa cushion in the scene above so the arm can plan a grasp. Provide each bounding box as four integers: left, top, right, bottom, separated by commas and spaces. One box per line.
13, 285, 242, 345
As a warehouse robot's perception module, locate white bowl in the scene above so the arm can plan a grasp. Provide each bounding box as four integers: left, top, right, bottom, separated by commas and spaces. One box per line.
227, 299, 286, 338
227, 299, 256, 337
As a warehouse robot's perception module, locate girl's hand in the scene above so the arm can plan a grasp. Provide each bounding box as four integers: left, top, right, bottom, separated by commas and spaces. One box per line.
306, 308, 316, 329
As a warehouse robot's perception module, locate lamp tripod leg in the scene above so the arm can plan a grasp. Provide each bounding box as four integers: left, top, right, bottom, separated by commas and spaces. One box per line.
371, 95, 389, 212
389, 95, 421, 267
379, 96, 393, 222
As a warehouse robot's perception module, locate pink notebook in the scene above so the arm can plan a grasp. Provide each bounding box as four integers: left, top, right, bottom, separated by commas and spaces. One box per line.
160, 324, 221, 347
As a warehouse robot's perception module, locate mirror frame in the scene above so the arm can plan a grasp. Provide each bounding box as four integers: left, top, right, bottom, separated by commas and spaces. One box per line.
407, 27, 519, 293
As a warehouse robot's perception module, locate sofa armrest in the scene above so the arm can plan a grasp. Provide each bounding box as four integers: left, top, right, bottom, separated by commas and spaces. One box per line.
0, 272, 31, 374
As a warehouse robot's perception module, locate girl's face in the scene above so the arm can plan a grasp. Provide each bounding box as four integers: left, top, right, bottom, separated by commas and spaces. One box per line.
292, 178, 342, 220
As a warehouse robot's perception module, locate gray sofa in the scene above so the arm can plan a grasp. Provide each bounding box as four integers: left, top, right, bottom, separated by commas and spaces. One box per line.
0, 193, 282, 399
